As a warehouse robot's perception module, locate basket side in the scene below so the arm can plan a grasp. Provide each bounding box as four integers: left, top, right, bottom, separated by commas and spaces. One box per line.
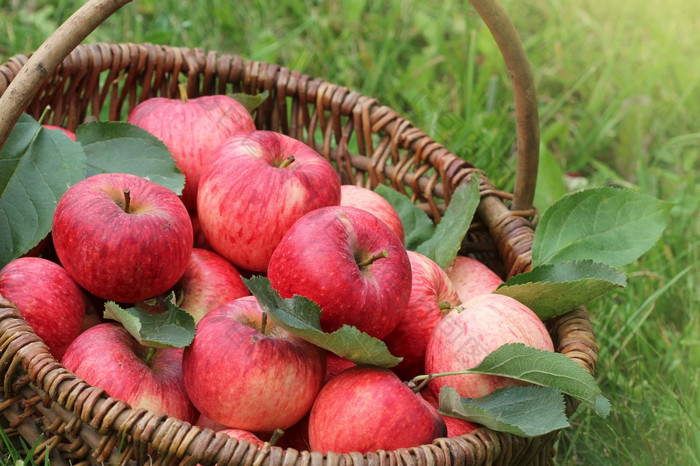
0, 43, 598, 465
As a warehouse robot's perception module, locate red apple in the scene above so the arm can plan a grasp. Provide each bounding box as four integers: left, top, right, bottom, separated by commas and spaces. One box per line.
43, 125, 76, 141
182, 296, 326, 432
324, 352, 356, 383
61, 323, 198, 423
267, 205, 412, 340
0, 257, 85, 360
383, 251, 461, 380
447, 256, 504, 303
189, 211, 212, 250
425, 293, 554, 401
421, 388, 478, 437
52, 173, 193, 303
196, 130, 341, 272
127, 93, 255, 211
308, 366, 446, 454
140, 248, 249, 323
340, 184, 404, 243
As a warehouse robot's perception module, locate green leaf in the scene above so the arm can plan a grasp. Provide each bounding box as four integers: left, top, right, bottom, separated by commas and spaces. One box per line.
466, 343, 611, 417
0, 114, 86, 268
439, 385, 570, 437
533, 148, 567, 212
416, 174, 480, 268
495, 260, 627, 320
103, 294, 195, 348
76, 121, 185, 194
230, 90, 269, 113
531, 187, 673, 267
373, 184, 435, 250
243, 276, 402, 367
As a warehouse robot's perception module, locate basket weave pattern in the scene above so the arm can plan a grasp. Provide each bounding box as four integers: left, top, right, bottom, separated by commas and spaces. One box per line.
0, 42, 598, 465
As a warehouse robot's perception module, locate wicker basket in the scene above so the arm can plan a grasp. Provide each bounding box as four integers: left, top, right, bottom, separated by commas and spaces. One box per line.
0, 0, 598, 464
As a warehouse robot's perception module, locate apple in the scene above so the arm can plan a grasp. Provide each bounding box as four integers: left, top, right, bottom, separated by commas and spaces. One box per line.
0, 257, 85, 360
52, 173, 193, 303
425, 293, 555, 401
340, 184, 404, 243
267, 205, 412, 340
383, 250, 460, 380
43, 125, 76, 141
447, 256, 504, 303
324, 352, 356, 383
196, 130, 341, 272
61, 322, 198, 423
216, 429, 265, 449
127, 92, 255, 211
182, 296, 326, 432
308, 366, 447, 454
421, 388, 478, 437
189, 211, 212, 250
139, 248, 249, 323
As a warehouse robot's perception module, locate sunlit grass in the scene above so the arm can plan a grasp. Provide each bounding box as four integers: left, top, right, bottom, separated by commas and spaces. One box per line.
0, 0, 697, 464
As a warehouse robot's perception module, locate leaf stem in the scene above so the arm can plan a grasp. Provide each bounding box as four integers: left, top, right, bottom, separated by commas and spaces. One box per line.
261, 313, 268, 335
410, 369, 477, 393
268, 428, 284, 446
357, 250, 389, 267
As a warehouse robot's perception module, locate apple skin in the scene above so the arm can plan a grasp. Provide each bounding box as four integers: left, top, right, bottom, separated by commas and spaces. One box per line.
0, 257, 86, 360
421, 388, 478, 437
340, 185, 404, 243
52, 173, 193, 303
139, 248, 249, 323
447, 256, 504, 303
61, 322, 198, 423
43, 125, 76, 141
196, 130, 341, 272
425, 293, 554, 401
308, 366, 447, 454
324, 352, 356, 383
383, 251, 461, 380
267, 205, 412, 340
182, 296, 326, 432
127, 94, 255, 211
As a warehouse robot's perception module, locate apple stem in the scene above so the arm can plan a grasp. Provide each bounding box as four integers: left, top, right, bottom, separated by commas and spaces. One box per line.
261, 313, 268, 335
357, 250, 389, 268
178, 83, 189, 104
278, 155, 295, 168
122, 189, 131, 213
268, 428, 284, 446
144, 347, 156, 366
439, 301, 456, 316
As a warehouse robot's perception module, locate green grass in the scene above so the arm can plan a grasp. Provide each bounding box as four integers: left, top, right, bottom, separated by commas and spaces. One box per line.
1, 0, 698, 464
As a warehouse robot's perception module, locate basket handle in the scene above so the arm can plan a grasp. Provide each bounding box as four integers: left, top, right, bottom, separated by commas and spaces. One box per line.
0, 0, 539, 212
469, 0, 540, 212
0, 0, 134, 149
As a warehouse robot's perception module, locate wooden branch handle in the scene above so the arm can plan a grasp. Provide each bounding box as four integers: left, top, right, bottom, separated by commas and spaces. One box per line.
0, 0, 134, 149
469, 0, 540, 212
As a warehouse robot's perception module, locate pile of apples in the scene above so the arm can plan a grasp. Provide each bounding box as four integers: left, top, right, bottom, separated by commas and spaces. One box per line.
0, 92, 554, 455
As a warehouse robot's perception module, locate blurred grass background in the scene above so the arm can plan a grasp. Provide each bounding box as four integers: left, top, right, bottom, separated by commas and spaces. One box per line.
1, 0, 698, 464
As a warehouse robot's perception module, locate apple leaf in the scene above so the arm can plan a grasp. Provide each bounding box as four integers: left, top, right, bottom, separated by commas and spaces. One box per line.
465, 343, 610, 417
230, 90, 269, 113
103, 294, 195, 348
373, 184, 435, 250
439, 385, 570, 437
494, 260, 627, 320
0, 114, 86, 268
243, 276, 402, 367
416, 174, 480, 269
531, 187, 673, 268
76, 121, 185, 195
